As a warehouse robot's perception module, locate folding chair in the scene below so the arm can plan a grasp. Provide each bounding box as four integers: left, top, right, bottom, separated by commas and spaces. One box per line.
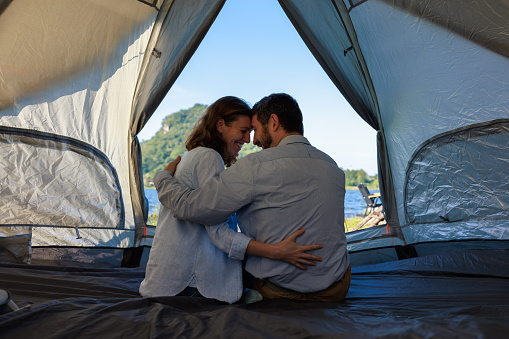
357, 183, 382, 216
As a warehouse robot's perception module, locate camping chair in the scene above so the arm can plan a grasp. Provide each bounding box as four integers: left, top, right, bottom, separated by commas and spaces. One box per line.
358, 183, 382, 216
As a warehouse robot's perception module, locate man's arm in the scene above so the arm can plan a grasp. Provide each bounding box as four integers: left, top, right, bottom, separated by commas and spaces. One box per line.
159, 156, 323, 269
155, 157, 254, 225
189, 151, 253, 261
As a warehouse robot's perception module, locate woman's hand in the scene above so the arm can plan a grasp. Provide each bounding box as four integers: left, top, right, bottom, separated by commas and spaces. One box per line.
272, 229, 323, 270
164, 156, 181, 175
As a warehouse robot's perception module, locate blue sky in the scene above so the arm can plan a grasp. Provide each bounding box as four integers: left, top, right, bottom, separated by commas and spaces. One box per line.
138, 0, 378, 175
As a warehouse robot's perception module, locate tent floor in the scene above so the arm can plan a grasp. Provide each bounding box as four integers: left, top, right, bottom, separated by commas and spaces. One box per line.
1, 249, 509, 338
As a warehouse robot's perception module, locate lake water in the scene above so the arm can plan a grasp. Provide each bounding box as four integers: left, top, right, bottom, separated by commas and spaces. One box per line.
145, 188, 375, 218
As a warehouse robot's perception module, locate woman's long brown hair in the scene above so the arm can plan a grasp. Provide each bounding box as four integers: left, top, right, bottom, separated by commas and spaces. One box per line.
186, 96, 252, 167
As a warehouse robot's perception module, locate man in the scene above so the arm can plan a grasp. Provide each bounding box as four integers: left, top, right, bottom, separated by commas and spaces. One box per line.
156, 93, 350, 302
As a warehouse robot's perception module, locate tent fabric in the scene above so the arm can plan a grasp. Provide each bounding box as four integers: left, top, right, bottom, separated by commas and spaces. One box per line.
404, 119, 509, 225
0, 0, 157, 256
376, 131, 399, 227
348, 0, 509, 232
0, 0, 158, 110
0, 0, 225, 263
281, 0, 509, 255
385, 0, 509, 59
128, 0, 226, 242
0, 126, 124, 229
129, 0, 225, 136
279, 0, 380, 129
1, 249, 509, 338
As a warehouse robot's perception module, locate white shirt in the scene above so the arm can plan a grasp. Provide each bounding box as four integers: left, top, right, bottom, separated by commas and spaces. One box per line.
139, 147, 252, 303
156, 135, 349, 293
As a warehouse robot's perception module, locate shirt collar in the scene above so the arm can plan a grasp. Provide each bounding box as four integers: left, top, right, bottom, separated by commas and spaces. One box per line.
277, 134, 310, 147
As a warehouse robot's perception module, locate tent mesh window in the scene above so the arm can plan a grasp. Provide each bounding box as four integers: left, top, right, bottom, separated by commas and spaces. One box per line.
0, 127, 124, 229
404, 119, 509, 225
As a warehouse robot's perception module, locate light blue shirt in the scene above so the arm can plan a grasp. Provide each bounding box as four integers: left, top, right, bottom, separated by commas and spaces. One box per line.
139, 147, 252, 303
157, 135, 349, 293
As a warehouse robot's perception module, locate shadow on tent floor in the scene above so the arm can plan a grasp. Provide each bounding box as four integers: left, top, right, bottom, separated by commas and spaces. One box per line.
1, 249, 509, 338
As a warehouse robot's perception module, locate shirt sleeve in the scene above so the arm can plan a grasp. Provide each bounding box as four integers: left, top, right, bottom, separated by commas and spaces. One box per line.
158, 149, 251, 260
205, 216, 251, 261
154, 155, 255, 226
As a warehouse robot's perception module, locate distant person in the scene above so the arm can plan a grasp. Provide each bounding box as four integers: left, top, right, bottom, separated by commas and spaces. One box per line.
160, 93, 350, 302
139, 96, 322, 304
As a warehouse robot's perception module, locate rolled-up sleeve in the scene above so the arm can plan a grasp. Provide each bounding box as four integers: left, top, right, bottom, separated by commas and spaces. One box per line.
206, 221, 251, 260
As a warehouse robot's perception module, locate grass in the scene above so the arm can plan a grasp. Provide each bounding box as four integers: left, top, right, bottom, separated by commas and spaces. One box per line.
346, 185, 379, 190
147, 206, 159, 226
345, 216, 364, 233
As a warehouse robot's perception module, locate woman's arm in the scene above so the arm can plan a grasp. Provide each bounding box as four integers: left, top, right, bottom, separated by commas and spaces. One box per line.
245, 229, 323, 270
192, 150, 252, 260
205, 216, 252, 261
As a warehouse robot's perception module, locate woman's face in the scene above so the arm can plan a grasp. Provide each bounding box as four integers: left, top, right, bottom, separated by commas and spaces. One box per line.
219, 115, 252, 157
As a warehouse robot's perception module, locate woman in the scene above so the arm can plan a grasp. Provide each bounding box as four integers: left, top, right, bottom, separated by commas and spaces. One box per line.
139, 96, 320, 303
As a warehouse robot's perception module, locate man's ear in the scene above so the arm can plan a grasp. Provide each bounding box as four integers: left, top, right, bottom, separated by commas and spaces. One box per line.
270, 114, 280, 132
216, 118, 225, 133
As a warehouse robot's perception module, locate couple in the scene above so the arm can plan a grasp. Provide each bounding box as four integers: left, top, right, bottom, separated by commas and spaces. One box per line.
139, 93, 350, 304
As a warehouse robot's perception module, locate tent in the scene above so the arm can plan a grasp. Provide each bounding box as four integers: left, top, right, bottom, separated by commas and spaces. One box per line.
1, 0, 508, 337
0, 0, 226, 266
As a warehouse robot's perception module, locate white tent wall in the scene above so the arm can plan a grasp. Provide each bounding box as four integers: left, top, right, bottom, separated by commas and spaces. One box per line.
351, 0, 509, 249
0, 0, 159, 265
0, 0, 159, 110
0, 0, 226, 266
352, 0, 509, 222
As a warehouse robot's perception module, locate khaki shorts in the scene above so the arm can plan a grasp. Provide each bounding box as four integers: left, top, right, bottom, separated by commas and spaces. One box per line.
253, 265, 351, 302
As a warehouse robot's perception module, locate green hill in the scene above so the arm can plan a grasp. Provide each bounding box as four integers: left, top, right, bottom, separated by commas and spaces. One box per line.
141, 104, 261, 185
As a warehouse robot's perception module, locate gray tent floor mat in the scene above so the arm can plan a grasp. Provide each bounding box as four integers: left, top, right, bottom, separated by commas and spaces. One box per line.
1, 249, 509, 338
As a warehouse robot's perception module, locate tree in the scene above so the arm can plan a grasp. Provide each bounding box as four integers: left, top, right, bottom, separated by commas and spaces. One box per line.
342, 168, 378, 188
